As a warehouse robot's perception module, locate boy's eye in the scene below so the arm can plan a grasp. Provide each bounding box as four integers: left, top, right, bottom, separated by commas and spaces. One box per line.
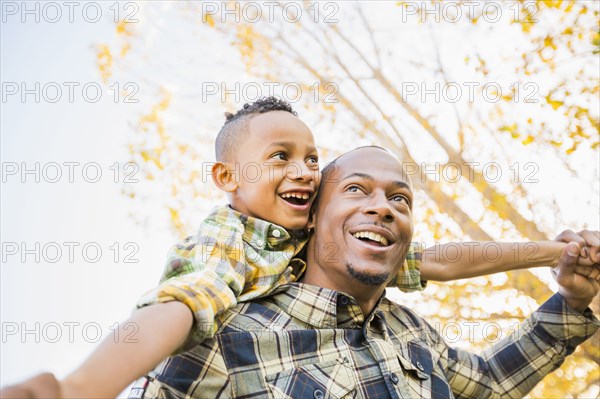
346, 185, 363, 193
271, 152, 287, 161
306, 156, 319, 165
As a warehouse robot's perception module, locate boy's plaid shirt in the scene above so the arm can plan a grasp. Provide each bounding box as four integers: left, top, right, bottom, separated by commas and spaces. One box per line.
130, 283, 599, 399
137, 206, 423, 345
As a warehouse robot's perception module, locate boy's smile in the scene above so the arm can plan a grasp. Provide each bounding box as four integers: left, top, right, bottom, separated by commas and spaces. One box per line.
225, 111, 320, 230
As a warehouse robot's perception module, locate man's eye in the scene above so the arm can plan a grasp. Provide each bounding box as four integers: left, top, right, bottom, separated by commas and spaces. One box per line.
346, 185, 362, 193
391, 194, 409, 204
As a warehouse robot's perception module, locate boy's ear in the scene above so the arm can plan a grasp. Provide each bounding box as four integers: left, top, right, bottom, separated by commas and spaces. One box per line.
212, 162, 238, 193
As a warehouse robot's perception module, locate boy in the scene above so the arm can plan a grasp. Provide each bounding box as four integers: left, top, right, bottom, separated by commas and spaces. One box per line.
2, 97, 598, 398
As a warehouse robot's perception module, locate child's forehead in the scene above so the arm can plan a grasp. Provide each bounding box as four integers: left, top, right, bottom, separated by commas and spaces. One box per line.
248, 111, 316, 143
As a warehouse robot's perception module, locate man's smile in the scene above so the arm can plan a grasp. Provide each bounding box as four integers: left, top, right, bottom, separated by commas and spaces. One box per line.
348, 224, 397, 252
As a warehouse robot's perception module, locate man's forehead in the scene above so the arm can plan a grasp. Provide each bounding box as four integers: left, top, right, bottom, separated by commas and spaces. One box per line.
334, 148, 412, 187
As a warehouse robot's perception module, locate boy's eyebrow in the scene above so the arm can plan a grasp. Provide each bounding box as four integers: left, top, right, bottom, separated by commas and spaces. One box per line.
341, 173, 411, 190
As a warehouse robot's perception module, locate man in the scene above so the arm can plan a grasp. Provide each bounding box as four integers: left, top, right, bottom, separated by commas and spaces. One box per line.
3, 146, 599, 398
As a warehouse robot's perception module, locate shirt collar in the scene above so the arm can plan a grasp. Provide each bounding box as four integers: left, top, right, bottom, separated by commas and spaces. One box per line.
211, 205, 293, 249
270, 283, 388, 329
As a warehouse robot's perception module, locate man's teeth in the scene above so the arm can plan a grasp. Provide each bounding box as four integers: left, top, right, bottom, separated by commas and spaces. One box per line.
352, 231, 389, 246
281, 192, 310, 200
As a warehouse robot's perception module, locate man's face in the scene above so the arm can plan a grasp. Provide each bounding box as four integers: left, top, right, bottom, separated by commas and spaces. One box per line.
229, 111, 321, 230
308, 147, 414, 290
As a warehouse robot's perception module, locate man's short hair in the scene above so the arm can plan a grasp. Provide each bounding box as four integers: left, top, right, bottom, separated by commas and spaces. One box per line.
313, 146, 396, 211
215, 96, 298, 162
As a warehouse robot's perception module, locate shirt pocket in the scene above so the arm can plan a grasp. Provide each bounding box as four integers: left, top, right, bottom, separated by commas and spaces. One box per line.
265, 357, 356, 399
397, 340, 434, 379
396, 341, 454, 399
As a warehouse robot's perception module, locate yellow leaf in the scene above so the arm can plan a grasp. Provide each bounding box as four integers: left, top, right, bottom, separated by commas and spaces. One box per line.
169, 207, 185, 235
116, 20, 133, 36
120, 43, 131, 57
499, 124, 519, 138
96, 44, 113, 83
591, 142, 600, 149
205, 13, 215, 28
522, 136, 534, 145
545, 94, 564, 110
550, 140, 563, 147
543, 35, 557, 50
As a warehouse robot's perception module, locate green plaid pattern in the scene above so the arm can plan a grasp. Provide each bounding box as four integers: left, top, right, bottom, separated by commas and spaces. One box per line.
130, 283, 599, 399
137, 206, 423, 345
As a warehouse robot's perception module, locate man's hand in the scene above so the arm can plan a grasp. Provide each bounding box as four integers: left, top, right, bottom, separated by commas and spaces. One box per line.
555, 229, 600, 265
0, 373, 61, 399
552, 229, 600, 313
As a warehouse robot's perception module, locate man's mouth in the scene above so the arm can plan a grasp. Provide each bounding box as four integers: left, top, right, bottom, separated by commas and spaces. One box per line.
351, 231, 390, 247
279, 191, 311, 207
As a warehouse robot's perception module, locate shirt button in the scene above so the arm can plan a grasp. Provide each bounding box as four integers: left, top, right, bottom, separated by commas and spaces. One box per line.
313, 389, 325, 399
416, 361, 424, 371
272, 229, 281, 238
390, 373, 399, 384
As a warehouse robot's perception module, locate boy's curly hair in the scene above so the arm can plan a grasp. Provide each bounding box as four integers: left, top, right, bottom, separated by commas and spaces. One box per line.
215, 96, 298, 162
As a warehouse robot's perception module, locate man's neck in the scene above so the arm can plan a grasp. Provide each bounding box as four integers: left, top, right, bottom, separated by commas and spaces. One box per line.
300, 263, 387, 316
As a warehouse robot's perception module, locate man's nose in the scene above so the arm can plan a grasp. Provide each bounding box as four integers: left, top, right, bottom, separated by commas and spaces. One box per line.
364, 192, 395, 222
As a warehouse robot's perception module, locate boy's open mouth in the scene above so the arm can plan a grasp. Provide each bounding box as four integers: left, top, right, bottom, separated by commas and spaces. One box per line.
279, 192, 311, 206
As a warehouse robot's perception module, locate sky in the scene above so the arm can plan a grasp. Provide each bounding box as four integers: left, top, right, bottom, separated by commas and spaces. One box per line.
0, 3, 175, 393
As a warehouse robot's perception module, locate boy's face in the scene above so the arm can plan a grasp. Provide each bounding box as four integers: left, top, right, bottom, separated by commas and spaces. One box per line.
229, 111, 320, 230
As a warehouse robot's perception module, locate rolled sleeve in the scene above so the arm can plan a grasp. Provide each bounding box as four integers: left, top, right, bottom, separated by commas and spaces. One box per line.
445, 293, 599, 399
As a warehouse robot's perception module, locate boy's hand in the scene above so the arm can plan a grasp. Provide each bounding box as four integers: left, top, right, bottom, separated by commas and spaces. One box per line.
554, 229, 600, 265
0, 373, 61, 399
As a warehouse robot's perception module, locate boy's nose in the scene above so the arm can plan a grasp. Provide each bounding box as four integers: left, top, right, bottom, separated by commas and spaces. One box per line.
287, 162, 314, 182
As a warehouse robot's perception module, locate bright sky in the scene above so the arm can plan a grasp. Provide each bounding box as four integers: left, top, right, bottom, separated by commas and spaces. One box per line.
0, 4, 174, 392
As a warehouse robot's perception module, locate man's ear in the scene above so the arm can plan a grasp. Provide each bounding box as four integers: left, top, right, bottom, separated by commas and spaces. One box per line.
306, 208, 316, 231
212, 162, 238, 193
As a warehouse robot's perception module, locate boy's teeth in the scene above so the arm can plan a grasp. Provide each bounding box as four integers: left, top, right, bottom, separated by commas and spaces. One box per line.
282, 192, 310, 200
351, 231, 389, 246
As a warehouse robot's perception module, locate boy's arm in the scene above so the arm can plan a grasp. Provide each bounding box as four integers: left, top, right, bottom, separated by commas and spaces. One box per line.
421, 232, 599, 282
1, 301, 193, 399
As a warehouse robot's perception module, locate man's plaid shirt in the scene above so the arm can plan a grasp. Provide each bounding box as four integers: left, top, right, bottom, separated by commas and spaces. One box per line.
137, 206, 423, 345
130, 283, 599, 399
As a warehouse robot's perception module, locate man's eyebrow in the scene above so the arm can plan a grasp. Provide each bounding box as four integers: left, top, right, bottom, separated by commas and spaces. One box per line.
340, 173, 374, 182
392, 181, 411, 190
341, 173, 411, 190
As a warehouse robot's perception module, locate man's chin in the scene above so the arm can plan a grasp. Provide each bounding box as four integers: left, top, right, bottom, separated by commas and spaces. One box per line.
345, 262, 390, 286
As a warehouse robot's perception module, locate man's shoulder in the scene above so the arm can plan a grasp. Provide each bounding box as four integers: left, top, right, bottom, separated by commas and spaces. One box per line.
380, 298, 435, 332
